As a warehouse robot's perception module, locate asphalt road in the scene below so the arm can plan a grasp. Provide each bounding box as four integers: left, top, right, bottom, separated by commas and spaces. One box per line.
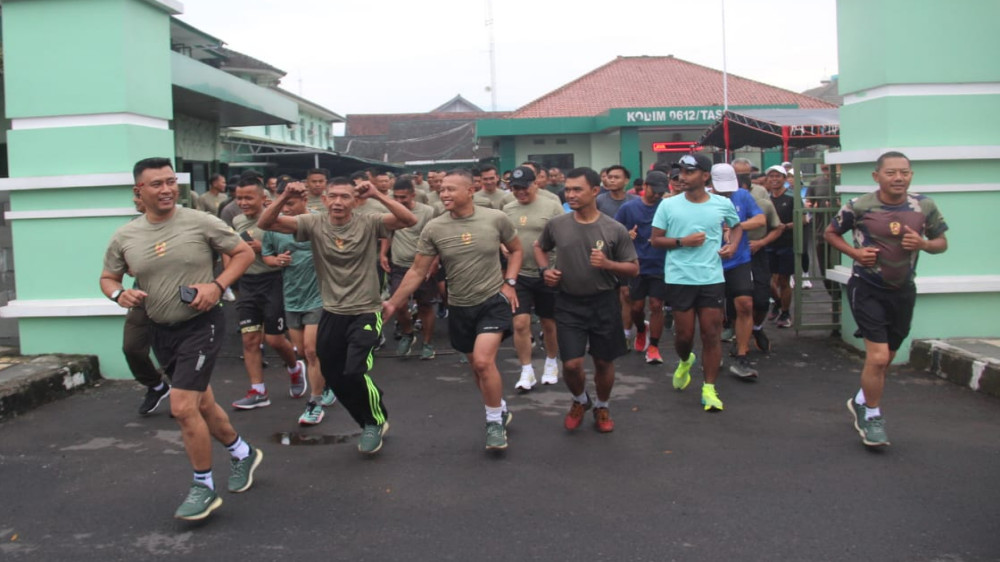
2, 305, 999, 561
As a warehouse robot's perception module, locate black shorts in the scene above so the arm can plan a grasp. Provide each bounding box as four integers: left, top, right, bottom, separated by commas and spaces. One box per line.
628, 274, 667, 301
447, 293, 512, 354
848, 276, 916, 351
514, 275, 557, 318
665, 283, 726, 312
750, 249, 771, 312
237, 272, 286, 335
767, 246, 794, 276
389, 264, 439, 306
150, 306, 224, 392
555, 291, 627, 362
723, 262, 753, 299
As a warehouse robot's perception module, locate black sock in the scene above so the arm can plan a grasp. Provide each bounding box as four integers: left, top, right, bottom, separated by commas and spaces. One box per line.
650, 337, 660, 347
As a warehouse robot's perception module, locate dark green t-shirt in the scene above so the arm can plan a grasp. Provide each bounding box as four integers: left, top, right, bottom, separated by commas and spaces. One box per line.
537, 212, 637, 296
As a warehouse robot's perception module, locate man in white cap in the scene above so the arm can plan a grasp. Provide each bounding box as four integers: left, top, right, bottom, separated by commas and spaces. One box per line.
764, 165, 795, 328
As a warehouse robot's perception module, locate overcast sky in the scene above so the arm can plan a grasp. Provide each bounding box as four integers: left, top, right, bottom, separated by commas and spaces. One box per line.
177, 0, 839, 116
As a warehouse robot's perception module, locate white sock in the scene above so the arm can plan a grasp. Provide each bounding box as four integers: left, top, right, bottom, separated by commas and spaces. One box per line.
753, 324, 763, 331
251, 383, 266, 394
624, 329, 634, 340
193, 469, 214, 490
485, 405, 503, 423
309, 395, 323, 404
287, 362, 301, 374
855, 388, 866, 405
500, 398, 507, 411
226, 436, 251, 460
545, 357, 558, 368
865, 406, 881, 420
574, 392, 589, 404
521, 364, 534, 374
594, 399, 609, 409
152, 382, 167, 391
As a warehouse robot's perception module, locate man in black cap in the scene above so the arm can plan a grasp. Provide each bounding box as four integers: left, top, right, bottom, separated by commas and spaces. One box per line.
614, 171, 670, 364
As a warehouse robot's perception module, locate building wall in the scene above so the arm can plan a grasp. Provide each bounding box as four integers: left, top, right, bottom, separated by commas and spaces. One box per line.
236, 112, 334, 151
174, 113, 220, 162
514, 134, 591, 170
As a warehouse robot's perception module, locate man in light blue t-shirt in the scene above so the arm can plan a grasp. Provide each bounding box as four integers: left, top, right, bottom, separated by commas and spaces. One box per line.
651, 154, 741, 412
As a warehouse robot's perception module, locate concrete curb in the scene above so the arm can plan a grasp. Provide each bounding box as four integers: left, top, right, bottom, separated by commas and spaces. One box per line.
0, 354, 102, 421
910, 339, 1000, 399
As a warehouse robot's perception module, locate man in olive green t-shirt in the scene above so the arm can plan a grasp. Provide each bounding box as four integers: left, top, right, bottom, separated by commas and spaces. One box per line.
258, 176, 417, 456
384, 169, 523, 452
197, 173, 228, 215
304, 168, 329, 214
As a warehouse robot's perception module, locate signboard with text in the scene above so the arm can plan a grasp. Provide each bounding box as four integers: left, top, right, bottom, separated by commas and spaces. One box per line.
607, 105, 795, 127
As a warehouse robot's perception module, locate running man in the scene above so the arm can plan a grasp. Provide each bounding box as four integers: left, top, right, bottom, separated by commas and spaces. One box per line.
383, 169, 523, 451
535, 167, 638, 432
101, 157, 262, 521
824, 151, 948, 447
650, 154, 741, 412
260, 179, 337, 426
258, 177, 416, 454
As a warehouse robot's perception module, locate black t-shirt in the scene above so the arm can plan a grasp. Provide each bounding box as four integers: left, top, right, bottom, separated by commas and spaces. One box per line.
771, 190, 794, 248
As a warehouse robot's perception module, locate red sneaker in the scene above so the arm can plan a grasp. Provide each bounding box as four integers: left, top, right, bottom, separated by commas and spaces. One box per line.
645, 345, 663, 365
634, 330, 648, 353
564, 397, 592, 430
593, 407, 615, 433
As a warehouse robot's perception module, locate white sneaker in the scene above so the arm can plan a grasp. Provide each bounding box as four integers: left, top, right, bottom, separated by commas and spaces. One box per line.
541, 361, 559, 385
514, 370, 536, 391
222, 287, 236, 302
789, 277, 795, 289
802, 280, 813, 289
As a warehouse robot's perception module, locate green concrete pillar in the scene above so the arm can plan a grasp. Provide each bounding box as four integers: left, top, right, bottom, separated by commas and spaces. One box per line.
619, 127, 641, 179
0, 0, 182, 377
829, 0, 1000, 361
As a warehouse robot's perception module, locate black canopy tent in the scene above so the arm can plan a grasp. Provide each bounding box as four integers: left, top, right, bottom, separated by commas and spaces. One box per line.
698, 108, 840, 161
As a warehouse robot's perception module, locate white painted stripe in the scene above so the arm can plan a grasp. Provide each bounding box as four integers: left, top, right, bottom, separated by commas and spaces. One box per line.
0, 172, 190, 191
825, 267, 1000, 294
5, 208, 139, 220
837, 183, 1000, 194
0, 299, 126, 318
842, 82, 1000, 105
825, 146, 1000, 165
12, 113, 170, 131
970, 360, 986, 391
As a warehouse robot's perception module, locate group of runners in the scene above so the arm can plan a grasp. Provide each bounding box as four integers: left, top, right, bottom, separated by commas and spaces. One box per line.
100, 150, 947, 521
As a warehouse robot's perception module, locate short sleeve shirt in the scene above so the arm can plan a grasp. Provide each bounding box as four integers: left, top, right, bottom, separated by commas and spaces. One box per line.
261, 226, 323, 312
474, 189, 515, 210
537, 213, 637, 296
197, 191, 227, 215
829, 191, 948, 289
596, 191, 638, 218
502, 197, 564, 277
295, 212, 389, 315
746, 195, 781, 241
103, 207, 241, 325
614, 198, 667, 276
720, 189, 762, 270
652, 193, 741, 285
233, 213, 282, 276
390, 202, 435, 268
770, 189, 795, 247
417, 207, 517, 306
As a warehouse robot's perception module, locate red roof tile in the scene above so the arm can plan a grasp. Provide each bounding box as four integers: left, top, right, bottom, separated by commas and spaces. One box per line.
511, 56, 834, 119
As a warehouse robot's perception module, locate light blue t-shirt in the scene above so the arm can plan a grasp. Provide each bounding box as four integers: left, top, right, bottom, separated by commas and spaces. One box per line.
652, 192, 740, 285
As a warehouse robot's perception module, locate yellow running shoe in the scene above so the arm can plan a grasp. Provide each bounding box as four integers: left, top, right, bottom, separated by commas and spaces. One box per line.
673, 353, 696, 390
701, 384, 724, 412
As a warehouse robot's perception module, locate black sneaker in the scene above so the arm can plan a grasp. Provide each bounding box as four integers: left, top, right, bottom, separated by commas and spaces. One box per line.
729, 355, 759, 380
436, 302, 449, 319
139, 384, 171, 416
776, 311, 792, 329
752, 329, 771, 353
767, 302, 781, 322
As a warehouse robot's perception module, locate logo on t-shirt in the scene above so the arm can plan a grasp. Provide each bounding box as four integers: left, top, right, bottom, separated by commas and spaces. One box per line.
154, 241, 167, 257
889, 221, 901, 236
519, 215, 527, 226
461, 232, 472, 244
334, 238, 345, 250
594, 240, 605, 251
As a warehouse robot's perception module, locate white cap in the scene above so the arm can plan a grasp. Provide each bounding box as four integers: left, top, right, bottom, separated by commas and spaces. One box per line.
765, 164, 789, 176
710, 163, 739, 193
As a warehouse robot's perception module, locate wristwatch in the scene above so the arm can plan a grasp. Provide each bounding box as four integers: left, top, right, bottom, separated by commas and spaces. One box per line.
110, 289, 124, 302
676, 238, 683, 248
504, 278, 517, 287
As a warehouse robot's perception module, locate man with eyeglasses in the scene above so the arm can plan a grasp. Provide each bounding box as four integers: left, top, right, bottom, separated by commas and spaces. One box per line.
825, 151, 948, 448
101, 157, 261, 521
503, 166, 564, 391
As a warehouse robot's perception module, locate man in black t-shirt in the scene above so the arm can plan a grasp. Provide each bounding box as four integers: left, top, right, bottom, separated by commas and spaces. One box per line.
764, 165, 794, 328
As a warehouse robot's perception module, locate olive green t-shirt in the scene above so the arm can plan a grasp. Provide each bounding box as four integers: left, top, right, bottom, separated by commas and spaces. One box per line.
353, 198, 390, 216
537, 213, 637, 296
426, 192, 446, 216
103, 207, 241, 325
536, 189, 561, 205
197, 191, 228, 215
233, 213, 282, 276
306, 195, 325, 214
473, 189, 515, 210
503, 197, 564, 277
390, 202, 435, 268
295, 212, 389, 315
417, 207, 517, 306
746, 195, 781, 241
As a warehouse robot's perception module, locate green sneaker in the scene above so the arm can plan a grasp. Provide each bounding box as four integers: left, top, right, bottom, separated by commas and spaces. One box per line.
701, 385, 724, 412
673, 353, 696, 391
228, 446, 263, 493
298, 402, 325, 426
396, 333, 415, 356
359, 422, 389, 455
420, 343, 436, 360
862, 416, 890, 447
321, 388, 337, 407
846, 398, 867, 437
485, 421, 508, 450
174, 482, 222, 521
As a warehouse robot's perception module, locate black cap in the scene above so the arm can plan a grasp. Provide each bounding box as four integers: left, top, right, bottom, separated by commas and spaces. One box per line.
509, 166, 536, 188
644, 171, 670, 194
676, 153, 713, 172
